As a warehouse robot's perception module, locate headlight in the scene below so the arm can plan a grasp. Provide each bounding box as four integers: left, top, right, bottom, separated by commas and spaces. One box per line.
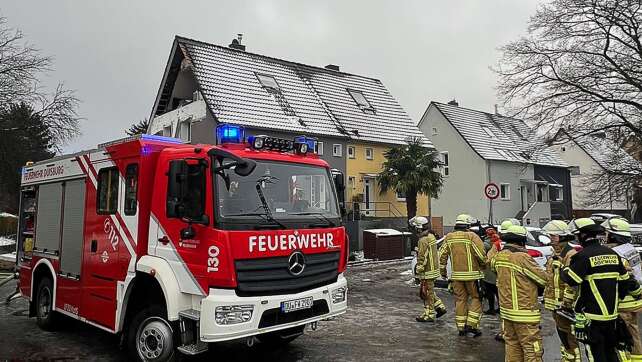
331, 287, 347, 304
215, 305, 254, 325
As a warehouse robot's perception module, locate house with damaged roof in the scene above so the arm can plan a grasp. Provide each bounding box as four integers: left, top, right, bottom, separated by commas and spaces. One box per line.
418, 101, 572, 229
148, 35, 432, 225
550, 130, 642, 218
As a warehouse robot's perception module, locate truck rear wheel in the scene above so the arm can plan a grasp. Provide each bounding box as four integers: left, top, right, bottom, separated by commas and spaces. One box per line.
257, 325, 305, 346
35, 277, 57, 330
127, 305, 176, 362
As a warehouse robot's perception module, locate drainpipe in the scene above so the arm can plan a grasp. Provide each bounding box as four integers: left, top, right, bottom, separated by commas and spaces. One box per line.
487, 161, 492, 224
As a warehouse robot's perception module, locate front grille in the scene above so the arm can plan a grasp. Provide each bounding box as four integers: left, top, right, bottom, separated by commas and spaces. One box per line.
258, 300, 330, 329
235, 251, 340, 296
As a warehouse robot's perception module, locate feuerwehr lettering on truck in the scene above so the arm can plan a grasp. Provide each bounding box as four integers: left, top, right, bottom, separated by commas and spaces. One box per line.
249, 230, 337, 253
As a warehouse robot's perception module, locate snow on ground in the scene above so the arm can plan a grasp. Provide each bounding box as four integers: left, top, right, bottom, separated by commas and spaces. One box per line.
0, 212, 17, 218
0, 237, 16, 246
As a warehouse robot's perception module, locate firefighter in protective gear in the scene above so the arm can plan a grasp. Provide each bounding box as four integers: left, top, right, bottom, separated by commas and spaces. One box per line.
542, 220, 581, 361
603, 217, 642, 362
489, 225, 547, 361
439, 214, 486, 336
410, 216, 447, 322
558, 218, 641, 362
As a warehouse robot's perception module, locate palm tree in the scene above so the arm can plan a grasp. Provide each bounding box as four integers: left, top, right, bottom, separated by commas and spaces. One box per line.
378, 137, 443, 220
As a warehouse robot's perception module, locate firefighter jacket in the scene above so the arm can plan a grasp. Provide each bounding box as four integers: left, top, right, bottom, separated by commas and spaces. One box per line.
489, 244, 547, 323
560, 239, 641, 321
439, 230, 486, 281
416, 232, 440, 280
543, 243, 577, 311
607, 242, 642, 312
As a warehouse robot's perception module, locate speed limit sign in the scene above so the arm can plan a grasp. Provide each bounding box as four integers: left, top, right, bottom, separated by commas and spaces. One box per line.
484, 183, 500, 200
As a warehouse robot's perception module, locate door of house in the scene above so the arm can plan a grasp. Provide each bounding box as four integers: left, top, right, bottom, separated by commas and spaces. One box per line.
363, 177, 374, 216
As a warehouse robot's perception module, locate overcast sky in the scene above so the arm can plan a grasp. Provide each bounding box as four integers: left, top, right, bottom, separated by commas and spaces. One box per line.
2, 0, 541, 153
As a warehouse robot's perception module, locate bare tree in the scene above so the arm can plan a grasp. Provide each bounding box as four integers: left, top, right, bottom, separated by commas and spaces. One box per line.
0, 17, 80, 149
495, 0, 642, 140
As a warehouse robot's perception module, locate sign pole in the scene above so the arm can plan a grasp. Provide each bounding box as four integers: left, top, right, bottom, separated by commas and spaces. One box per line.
484, 183, 500, 224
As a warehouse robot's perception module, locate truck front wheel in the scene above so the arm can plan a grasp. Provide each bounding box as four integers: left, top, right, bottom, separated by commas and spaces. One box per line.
35, 277, 57, 330
127, 305, 176, 362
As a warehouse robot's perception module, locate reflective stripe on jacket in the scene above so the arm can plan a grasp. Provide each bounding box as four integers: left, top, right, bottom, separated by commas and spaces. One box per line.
543, 244, 577, 311
439, 230, 486, 281
560, 240, 639, 321
490, 244, 547, 323
416, 232, 440, 280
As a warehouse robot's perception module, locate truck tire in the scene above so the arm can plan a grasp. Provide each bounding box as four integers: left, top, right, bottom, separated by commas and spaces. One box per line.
257, 325, 305, 346
127, 305, 176, 362
35, 277, 57, 330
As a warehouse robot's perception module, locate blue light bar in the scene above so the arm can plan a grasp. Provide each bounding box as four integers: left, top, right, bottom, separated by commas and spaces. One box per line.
295, 136, 317, 152
216, 124, 245, 144
141, 134, 184, 143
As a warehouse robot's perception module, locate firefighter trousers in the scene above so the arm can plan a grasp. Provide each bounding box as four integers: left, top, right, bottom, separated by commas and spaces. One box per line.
452, 280, 482, 331
584, 320, 619, 362
620, 311, 642, 362
503, 320, 544, 362
552, 312, 581, 362
419, 279, 446, 320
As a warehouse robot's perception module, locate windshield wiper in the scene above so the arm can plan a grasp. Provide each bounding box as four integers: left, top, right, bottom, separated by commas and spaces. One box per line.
288, 212, 337, 227
224, 212, 287, 229
253, 176, 287, 229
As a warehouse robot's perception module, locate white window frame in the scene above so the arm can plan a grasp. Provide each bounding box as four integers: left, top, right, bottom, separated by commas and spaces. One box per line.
178, 119, 192, 142
315, 142, 324, 155
348, 176, 356, 190
162, 125, 173, 137
550, 185, 564, 201
347, 146, 356, 159
332, 144, 342, 157
365, 147, 374, 160
500, 183, 510, 200
440, 151, 449, 177
255, 73, 280, 91
431, 127, 438, 136
570, 166, 580, 176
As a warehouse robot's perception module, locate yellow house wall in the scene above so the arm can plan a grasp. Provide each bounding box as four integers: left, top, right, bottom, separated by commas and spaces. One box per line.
345, 143, 430, 218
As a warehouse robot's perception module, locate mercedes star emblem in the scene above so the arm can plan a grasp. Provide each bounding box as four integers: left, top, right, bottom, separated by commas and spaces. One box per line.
288, 251, 306, 276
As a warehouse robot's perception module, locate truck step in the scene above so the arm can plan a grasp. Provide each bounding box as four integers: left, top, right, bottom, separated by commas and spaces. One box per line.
177, 341, 208, 355
179, 309, 200, 321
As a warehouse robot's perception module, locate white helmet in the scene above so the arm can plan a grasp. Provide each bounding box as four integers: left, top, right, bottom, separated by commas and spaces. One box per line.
409, 216, 429, 230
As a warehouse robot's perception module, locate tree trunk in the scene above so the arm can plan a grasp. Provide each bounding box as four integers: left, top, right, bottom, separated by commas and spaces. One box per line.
406, 192, 418, 220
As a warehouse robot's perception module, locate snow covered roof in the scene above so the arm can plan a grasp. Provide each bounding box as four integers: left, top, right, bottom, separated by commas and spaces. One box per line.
430, 102, 568, 167
151, 36, 431, 147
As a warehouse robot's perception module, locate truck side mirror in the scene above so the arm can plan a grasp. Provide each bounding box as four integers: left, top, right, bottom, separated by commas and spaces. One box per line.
167, 160, 189, 218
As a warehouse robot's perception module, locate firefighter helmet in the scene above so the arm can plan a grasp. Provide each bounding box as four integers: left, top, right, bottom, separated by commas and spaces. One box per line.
503, 225, 527, 245
455, 214, 474, 226
569, 218, 604, 235
409, 216, 429, 231
543, 220, 572, 236
500, 218, 520, 233
601, 217, 631, 238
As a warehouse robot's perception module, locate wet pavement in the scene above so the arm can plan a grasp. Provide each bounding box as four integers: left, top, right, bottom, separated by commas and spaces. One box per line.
0, 261, 572, 361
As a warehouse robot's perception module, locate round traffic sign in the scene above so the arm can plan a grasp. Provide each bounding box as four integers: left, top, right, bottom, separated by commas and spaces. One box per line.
485, 183, 500, 200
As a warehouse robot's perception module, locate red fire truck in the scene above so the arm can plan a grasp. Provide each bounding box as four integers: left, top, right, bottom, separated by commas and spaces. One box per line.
14, 124, 348, 361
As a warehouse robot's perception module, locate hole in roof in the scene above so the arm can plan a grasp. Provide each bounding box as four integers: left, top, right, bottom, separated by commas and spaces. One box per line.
481, 126, 499, 140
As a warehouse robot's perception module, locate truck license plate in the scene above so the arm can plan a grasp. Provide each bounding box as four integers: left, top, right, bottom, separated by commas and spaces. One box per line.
281, 297, 313, 313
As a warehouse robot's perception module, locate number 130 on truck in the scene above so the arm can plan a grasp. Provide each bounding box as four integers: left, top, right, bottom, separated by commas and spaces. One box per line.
13, 124, 349, 361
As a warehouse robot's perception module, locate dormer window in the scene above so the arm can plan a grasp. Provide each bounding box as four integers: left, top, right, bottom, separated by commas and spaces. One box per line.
256, 73, 280, 91
347, 89, 375, 114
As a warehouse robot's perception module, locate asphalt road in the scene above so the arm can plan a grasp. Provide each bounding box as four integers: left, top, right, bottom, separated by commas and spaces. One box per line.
0, 262, 573, 361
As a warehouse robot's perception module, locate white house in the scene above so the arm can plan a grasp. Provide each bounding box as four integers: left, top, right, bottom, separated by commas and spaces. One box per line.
551, 131, 641, 217
418, 101, 572, 229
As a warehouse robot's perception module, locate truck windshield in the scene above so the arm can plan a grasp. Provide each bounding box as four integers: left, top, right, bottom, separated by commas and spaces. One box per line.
214, 160, 340, 228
